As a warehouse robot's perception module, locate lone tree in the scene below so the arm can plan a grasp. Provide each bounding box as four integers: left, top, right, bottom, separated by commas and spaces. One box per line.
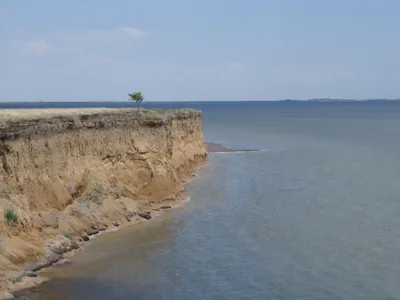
128, 92, 144, 111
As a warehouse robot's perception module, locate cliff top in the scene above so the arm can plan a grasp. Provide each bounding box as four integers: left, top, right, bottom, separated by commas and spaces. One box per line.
0, 108, 201, 140
0, 108, 199, 122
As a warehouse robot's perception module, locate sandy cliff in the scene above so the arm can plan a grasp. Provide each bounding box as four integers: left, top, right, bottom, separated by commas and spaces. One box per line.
0, 109, 207, 296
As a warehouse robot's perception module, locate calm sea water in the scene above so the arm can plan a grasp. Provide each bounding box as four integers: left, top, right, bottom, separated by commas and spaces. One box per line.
13, 101, 400, 300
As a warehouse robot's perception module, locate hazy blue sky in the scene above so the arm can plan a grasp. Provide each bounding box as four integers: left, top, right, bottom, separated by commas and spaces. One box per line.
1, 1, 400, 101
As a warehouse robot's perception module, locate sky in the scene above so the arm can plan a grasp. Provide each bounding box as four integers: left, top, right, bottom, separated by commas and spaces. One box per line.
1, 0, 400, 102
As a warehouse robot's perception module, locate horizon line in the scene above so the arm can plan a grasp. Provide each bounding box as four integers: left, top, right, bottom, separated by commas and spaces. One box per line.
1, 99, 400, 103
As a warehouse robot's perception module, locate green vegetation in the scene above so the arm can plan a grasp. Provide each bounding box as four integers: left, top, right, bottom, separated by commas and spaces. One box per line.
4, 209, 18, 227
64, 233, 72, 240
77, 184, 105, 205
128, 91, 144, 111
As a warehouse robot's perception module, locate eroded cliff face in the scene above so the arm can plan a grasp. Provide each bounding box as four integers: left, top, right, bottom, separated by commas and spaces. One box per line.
0, 109, 207, 294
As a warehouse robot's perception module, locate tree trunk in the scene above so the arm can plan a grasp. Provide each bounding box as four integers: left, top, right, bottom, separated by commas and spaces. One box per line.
137, 102, 140, 111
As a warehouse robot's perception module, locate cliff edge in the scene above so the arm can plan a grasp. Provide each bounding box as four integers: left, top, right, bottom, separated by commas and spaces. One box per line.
0, 108, 207, 296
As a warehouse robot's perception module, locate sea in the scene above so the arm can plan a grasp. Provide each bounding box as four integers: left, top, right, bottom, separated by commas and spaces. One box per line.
10, 101, 400, 300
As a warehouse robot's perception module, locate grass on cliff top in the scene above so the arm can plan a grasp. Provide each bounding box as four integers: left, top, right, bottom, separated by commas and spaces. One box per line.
0, 108, 199, 124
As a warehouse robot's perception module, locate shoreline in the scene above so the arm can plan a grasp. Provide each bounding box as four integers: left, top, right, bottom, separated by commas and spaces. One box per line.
3, 173, 201, 299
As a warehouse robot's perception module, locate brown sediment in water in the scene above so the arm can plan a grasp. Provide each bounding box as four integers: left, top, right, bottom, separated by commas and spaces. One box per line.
0, 108, 207, 298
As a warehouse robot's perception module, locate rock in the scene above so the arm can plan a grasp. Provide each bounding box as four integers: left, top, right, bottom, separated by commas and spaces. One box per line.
27, 253, 62, 272
112, 221, 119, 227
123, 211, 134, 219
46, 235, 72, 254
160, 205, 172, 210
27, 262, 46, 273
47, 252, 63, 264
22, 271, 37, 278
87, 229, 99, 236
81, 234, 89, 242
53, 258, 71, 266
98, 224, 107, 231
70, 240, 80, 250
138, 212, 151, 220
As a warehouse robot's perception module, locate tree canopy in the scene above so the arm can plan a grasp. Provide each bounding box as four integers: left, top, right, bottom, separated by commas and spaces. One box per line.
128, 92, 144, 111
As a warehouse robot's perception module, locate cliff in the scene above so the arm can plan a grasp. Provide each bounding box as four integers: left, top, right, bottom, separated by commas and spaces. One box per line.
0, 108, 207, 296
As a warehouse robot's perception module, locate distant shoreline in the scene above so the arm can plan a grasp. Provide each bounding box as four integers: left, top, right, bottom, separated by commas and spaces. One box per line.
0, 99, 400, 107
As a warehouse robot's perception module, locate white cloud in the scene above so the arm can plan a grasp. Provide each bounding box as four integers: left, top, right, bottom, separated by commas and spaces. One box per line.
24, 40, 51, 53
78, 27, 146, 43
